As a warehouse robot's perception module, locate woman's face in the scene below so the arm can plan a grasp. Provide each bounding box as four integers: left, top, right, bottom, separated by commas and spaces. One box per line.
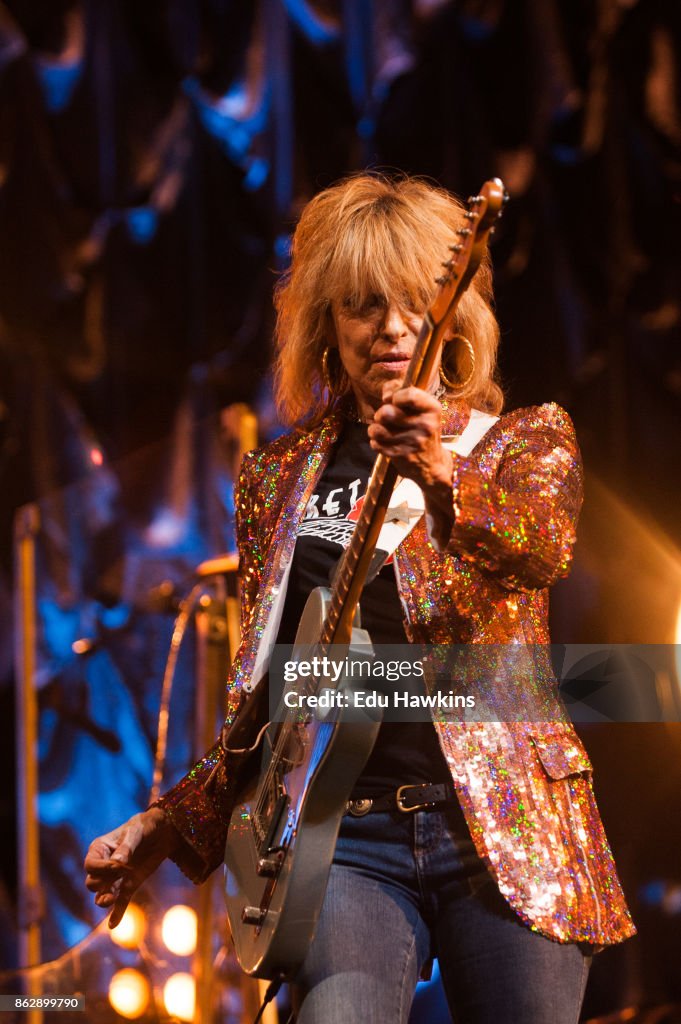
328, 295, 438, 419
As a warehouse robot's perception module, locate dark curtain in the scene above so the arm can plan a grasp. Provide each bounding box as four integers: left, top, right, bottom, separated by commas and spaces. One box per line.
1, 1, 680, 1011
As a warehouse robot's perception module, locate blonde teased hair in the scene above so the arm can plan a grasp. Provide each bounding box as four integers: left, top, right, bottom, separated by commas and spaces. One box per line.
273, 173, 503, 427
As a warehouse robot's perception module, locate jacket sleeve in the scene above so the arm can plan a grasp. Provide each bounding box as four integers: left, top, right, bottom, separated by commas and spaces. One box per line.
234, 450, 266, 631
430, 403, 583, 592
152, 451, 265, 882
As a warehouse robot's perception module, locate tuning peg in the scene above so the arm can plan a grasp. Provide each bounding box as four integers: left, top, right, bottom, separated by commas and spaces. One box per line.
463, 211, 477, 221
441, 259, 454, 269
467, 194, 482, 205
489, 177, 509, 201
448, 243, 463, 253
435, 275, 448, 285
456, 227, 472, 237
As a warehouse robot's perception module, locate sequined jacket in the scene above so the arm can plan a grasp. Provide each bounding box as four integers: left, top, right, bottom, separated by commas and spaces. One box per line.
157, 399, 635, 946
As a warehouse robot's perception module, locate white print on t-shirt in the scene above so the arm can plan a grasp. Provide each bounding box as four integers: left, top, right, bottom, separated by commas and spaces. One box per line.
298, 519, 357, 547
303, 477, 364, 521
300, 476, 370, 550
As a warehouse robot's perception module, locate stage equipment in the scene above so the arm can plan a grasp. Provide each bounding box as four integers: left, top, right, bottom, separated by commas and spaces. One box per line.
110, 904, 146, 950
161, 905, 198, 957
163, 972, 195, 1021
14, 503, 42, 1024
108, 968, 150, 1019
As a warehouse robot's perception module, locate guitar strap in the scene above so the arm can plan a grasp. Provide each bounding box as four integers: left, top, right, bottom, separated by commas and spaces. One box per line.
365, 408, 498, 580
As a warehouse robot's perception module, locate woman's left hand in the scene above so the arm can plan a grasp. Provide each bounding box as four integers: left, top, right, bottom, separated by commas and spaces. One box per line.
367, 383, 452, 497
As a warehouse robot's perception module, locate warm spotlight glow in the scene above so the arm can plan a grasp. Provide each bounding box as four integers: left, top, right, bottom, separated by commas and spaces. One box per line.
110, 903, 146, 949
163, 973, 195, 1021
161, 905, 198, 956
675, 600, 681, 686
108, 968, 150, 1019
90, 447, 104, 466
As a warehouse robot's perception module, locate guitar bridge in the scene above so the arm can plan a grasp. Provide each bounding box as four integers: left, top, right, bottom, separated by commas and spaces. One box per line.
257, 851, 284, 877
257, 792, 290, 857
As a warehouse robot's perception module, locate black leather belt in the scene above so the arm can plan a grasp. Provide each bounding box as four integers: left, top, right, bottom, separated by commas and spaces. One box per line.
345, 782, 455, 817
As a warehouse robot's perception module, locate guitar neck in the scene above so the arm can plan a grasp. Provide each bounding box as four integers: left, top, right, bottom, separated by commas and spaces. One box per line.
321, 313, 449, 647
320, 453, 397, 646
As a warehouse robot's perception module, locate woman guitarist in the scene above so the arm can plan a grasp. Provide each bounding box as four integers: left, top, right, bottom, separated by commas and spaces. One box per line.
85, 173, 634, 1023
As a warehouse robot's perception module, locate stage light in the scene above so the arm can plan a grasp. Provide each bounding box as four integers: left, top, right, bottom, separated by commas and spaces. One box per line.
110, 903, 146, 950
162, 972, 195, 1021
108, 968, 150, 1019
671, 598, 675, 692
161, 905, 197, 956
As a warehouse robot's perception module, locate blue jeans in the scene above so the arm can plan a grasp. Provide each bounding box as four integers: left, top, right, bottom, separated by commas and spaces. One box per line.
294, 805, 591, 1023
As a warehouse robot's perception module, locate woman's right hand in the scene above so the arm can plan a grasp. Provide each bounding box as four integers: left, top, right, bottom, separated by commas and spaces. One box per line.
84, 806, 180, 928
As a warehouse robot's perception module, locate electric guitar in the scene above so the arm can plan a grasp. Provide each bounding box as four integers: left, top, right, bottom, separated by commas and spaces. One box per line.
224, 178, 506, 979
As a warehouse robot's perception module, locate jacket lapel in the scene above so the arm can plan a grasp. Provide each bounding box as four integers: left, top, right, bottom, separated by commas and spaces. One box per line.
246, 414, 344, 689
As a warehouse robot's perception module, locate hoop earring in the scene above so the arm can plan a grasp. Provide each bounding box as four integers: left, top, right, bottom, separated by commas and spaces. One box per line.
439, 335, 475, 391
321, 346, 334, 392
321, 346, 347, 396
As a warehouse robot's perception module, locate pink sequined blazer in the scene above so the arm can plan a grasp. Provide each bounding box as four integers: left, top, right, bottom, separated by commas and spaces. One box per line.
157, 398, 635, 946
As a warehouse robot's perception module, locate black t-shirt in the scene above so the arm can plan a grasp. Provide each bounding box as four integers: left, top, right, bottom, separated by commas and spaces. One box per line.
275, 421, 451, 797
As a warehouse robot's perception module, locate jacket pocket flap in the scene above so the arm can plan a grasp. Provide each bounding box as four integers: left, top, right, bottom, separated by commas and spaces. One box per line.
530, 734, 592, 780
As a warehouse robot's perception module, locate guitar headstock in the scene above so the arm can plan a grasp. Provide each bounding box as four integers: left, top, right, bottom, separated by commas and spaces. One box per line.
429, 177, 506, 327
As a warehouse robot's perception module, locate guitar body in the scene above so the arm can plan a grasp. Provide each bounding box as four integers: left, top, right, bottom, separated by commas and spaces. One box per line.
224, 586, 381, 979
